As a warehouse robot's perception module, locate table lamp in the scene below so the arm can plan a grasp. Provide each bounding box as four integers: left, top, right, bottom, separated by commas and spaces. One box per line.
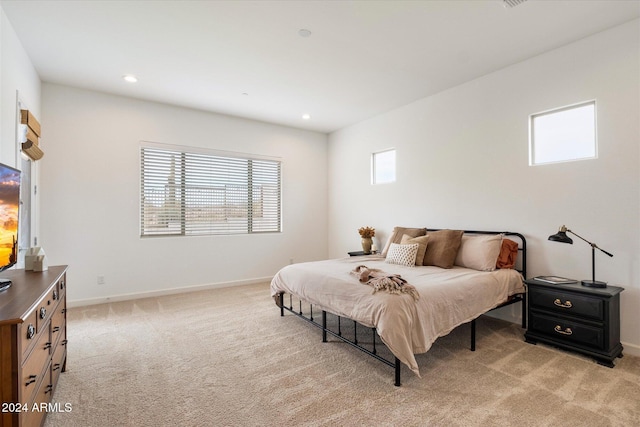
548, 225, 613, 288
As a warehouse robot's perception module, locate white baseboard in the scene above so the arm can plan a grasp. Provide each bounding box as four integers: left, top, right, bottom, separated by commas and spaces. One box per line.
67, 276, 272, 308
621, 341, 640, 357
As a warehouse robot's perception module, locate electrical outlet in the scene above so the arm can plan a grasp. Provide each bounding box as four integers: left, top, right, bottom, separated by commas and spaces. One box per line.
97, 276, 105, 285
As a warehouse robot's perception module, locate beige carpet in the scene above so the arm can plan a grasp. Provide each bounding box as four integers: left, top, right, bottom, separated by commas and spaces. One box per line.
45, 282, 640, 427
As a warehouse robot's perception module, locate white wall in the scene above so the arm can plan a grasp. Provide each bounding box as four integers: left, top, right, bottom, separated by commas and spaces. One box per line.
0, 7, 41, 165
328, 21, 640, 354
41, 84, 328, 305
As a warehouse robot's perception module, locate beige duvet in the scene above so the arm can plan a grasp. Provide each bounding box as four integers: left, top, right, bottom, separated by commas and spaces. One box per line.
270, 255, 524, 377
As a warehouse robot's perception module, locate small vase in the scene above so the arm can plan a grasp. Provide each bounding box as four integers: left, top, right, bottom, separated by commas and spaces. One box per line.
361, 237, 372, 254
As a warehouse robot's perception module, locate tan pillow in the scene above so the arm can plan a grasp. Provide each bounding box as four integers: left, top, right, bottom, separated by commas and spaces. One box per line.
381, 226, 427, 257
454, 234, 503, 271
401, 234, 429, 266
422, 229, 464, 268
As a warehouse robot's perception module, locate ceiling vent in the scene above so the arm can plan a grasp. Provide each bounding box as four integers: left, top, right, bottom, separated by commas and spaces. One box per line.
503, 0, 528, 8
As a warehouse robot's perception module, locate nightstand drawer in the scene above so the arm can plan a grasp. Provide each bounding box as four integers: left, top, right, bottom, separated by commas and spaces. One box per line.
529, 312, 604, 350
529, 287, 603, 321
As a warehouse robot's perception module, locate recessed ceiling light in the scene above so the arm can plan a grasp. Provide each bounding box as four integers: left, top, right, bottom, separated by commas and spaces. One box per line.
123, 74, 138, 83
298, 29, 312, 38
302, 114, 311, 120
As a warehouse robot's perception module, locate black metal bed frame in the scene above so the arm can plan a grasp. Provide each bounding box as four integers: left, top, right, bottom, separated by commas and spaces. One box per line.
277, 230, 527, 386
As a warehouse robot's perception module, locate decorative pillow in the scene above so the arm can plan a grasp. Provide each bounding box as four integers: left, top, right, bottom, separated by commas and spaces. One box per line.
496, 238, 519, 269
422, 229, 464, 269
454, 234, 503, 271
385, 243, 419, 267
400, 234, 429, 266
381, 226, 427, 257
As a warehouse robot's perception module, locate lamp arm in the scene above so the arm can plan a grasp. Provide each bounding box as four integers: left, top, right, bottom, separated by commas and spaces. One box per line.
566, 229, 614, 258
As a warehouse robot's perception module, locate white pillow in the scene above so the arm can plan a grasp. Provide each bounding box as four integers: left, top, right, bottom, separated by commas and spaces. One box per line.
385, 243, 419, 267
454, 234, 503, 271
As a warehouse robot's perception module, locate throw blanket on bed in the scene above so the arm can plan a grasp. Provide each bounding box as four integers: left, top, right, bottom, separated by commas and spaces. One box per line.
351, 265, 420, 301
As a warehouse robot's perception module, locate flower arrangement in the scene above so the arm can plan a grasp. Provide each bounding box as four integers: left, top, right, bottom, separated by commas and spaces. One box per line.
358, 226, 375, 238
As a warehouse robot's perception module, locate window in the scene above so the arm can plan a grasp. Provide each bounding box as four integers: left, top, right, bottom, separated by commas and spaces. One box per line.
529, 100, 597, 166
372, 149, 396, 184
140, 142, 281, 237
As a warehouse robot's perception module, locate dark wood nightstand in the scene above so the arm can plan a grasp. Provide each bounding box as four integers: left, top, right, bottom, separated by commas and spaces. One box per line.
524, 278, 624, 367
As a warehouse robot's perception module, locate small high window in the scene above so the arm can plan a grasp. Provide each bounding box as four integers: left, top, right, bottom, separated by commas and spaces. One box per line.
529, 100, 597, 166
371, 149, 396, 184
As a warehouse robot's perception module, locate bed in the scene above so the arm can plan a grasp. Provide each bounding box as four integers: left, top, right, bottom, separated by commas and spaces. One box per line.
270, 229, 527, 386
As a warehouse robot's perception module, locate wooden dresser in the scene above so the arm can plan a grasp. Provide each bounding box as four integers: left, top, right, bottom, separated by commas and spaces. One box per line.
0, 266, 68, 427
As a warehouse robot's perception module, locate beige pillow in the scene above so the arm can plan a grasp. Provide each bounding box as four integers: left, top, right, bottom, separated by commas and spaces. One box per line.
422, 229, 464, 269
454, 234, 503, 271
401, 234, 429, 266
381, 226, 427, 257
385, 243, 419, 267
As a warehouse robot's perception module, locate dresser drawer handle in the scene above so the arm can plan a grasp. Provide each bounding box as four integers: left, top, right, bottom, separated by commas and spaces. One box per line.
25, 375, 37, 386
53, 290, 59, 300
26, 324, 35, 340
53, 363, 61, 372
553, 298, 572, 309
52, 326, 61, 333
39, 307, 47, 319
554, 325, 573, 336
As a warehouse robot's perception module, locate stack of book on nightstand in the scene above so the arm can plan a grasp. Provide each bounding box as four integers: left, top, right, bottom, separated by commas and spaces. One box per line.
533, 276, 577, 284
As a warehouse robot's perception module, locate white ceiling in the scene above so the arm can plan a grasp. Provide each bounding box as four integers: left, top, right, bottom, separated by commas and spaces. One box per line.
2, 0, 639, 133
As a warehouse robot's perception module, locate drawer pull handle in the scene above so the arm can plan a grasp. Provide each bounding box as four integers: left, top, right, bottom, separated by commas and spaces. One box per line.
53, 364, 61, 371
25, 375, 37, 386
39, 307, 47, 319
61, 339, 68, 346
553, 298, 572, 309
53, 290, 59, 300
554, 325, 573, 336
44, 342, 52, 350
44, 384, 53, 394
60, 280, 65, 289
52, 326, 61, 333
26, 324, 35, 340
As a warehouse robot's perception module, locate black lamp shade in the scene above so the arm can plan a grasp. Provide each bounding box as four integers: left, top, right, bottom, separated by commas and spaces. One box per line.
548, 230, 573, 244
547, 225, 613, 289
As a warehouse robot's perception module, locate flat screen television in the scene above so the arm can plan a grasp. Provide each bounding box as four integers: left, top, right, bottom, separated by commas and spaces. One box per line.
0, 162, 20, 291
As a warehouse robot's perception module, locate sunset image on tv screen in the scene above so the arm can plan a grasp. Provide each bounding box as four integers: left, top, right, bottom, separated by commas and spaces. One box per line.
0, 167, 20, 269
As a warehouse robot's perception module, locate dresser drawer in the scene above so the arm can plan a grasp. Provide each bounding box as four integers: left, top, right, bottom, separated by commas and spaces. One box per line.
529, 287, 603, 321
20, 361, 52, 427
51, 338, 67, 387
35, 286, 60, 333
529, 312, 605, 350
20, 324, 51, 405
50, 300, 66, 347
20, 310, 39, 358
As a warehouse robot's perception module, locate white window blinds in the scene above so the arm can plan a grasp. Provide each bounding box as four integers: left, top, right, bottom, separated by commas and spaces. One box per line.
140, 143, 281, 237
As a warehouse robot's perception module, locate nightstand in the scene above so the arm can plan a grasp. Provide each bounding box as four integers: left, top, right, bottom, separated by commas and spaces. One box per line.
524, 278, 624, 367
348, 251, 375, 256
